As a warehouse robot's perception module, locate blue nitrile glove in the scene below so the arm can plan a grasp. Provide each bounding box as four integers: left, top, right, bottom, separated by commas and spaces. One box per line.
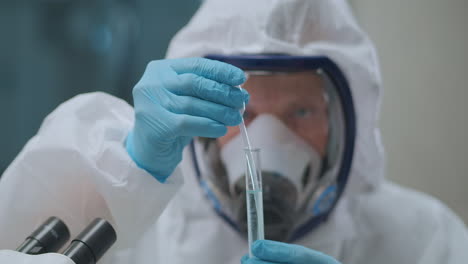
126, 58, 248, 182
241, 240, 341, 264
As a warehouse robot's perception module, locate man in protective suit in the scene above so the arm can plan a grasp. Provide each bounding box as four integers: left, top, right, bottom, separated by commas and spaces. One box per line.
0, 0, 467, 264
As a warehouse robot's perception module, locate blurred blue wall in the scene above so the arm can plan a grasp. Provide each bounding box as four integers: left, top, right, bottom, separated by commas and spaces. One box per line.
0, 1, 201, 174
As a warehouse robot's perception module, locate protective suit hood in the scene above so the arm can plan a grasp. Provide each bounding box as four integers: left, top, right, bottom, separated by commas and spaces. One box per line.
166, 0, 385, 199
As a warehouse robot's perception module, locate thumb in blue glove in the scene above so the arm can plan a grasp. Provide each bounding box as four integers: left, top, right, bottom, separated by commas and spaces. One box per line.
241, 240, 341, 264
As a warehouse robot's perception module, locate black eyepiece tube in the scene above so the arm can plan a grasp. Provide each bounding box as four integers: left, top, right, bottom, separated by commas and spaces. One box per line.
62, 218, 117, 264
16, 216, 70, 254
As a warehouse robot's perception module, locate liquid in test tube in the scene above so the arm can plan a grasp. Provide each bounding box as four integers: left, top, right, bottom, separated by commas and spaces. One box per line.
244, 148, 264, 258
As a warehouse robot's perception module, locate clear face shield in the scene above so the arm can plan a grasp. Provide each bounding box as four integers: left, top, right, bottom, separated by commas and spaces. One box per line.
191, 55, 356, 242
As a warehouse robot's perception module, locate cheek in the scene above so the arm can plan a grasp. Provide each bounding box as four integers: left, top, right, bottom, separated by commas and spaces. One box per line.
217, 126, 240, 148
296, 122, 329, 157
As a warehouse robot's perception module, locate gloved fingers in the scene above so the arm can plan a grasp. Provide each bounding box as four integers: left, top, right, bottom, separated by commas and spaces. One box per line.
179, 136, 193, 147
175, 114, 227, 138
137, 60, 179, 86
241, 255, 279, 264
252, 240, 340, 264
164, 95, 242, 126
133, 96, 228, 138
170, 57, 246, 86
169, 73, 248, 109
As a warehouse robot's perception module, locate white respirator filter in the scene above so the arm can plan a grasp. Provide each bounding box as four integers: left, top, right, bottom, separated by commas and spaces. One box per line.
220, 114, 322, 195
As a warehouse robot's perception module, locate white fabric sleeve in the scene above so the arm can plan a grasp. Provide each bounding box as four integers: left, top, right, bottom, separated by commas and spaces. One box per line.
417, 201, 468, 264
0, 92, 183, 253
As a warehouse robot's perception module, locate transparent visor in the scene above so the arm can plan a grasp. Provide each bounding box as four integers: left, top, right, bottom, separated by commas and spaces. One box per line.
193, 69, 346, 241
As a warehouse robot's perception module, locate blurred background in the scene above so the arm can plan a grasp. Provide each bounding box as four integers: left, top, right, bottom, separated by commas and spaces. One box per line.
350, 0, 468, 223
0, 0, 466, 223
0, 0, 200, 171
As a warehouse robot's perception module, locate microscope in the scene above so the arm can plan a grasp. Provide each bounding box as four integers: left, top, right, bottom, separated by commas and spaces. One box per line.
0, 217, 116, 264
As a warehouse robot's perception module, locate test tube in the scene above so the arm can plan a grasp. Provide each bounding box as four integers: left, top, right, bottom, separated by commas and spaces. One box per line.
245, 148, 264, 258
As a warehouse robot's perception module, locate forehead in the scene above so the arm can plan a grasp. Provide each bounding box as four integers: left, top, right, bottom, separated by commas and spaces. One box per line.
242, 71, 325, 103
245, 71, 322, 84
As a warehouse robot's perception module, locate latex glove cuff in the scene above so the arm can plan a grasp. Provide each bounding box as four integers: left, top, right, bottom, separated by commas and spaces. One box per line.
125, 130, 167, 183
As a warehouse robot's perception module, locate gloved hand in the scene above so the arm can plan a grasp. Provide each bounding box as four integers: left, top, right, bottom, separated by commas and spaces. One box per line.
126, 58, 248, 182
241, 240, 341, 264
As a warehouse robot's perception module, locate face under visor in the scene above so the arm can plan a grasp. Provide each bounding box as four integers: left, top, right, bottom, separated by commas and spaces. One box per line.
190, 54, 356, 242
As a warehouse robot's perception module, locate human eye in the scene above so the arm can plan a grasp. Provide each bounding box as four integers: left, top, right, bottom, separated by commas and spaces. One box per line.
294, 107, 314, 118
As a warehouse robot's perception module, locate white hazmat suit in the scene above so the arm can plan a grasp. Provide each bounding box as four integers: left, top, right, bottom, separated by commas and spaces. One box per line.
0, 0, 467, 263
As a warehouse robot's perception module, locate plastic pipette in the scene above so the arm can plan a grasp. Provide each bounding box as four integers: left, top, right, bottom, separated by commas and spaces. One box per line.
238, 86, 264, 257
237, 86, 260, 192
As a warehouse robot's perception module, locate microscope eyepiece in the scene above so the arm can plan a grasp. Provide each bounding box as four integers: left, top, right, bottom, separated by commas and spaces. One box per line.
62, 218, 117, 264
16, 216, 70, 254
